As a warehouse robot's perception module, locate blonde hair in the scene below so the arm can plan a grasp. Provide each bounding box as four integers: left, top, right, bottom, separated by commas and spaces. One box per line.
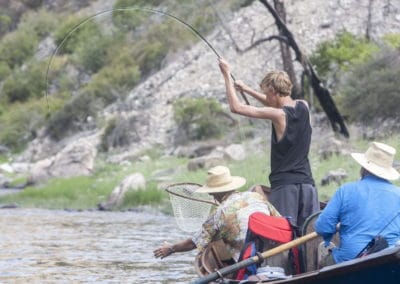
259, 70, 292, 97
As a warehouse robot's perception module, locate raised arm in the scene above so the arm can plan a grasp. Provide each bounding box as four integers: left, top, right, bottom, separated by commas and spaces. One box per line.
218, 58, 284, 123
234, 80, 267, 105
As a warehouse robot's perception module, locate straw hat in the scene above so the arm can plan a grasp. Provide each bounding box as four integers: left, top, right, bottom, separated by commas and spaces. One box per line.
196, 166, 246, 194
351, 142, 400, 180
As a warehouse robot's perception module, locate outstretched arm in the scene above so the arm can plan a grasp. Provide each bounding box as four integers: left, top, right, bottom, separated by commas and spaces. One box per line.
153, 238, 196, 259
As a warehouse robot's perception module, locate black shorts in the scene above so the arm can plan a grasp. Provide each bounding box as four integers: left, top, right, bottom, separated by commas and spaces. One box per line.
268, 183, 319, 230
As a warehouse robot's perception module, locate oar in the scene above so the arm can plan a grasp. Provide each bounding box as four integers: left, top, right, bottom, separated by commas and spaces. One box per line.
192, 231, 319, 284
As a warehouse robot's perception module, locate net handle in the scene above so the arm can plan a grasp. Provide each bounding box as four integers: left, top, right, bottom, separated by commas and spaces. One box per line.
165, 182, 219, 206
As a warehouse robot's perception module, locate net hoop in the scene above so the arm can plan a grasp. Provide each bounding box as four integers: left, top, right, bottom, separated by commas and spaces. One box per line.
165, 182, 217, 233
165, 182, 218, 206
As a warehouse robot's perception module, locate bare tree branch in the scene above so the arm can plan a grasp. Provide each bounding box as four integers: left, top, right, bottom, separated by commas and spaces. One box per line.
241, 35, 287, 52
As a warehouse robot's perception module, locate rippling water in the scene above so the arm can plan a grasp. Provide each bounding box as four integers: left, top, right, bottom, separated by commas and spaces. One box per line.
0, 209, 198, 283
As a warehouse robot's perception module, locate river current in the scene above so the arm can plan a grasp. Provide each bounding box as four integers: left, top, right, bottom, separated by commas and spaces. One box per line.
0, 208, 197, 283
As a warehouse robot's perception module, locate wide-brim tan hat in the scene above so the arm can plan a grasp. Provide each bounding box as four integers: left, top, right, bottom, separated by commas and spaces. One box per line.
351, 142, 400, 180
196, 165, 246, 194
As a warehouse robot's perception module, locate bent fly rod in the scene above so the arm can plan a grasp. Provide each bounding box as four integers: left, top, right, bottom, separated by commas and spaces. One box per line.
45, 6, 250, 109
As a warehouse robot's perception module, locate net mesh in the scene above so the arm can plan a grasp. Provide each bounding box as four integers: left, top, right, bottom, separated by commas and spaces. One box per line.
165, 183, 216, 233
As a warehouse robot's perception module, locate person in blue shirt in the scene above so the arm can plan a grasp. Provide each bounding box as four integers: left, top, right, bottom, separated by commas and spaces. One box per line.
315, 142, 400, 266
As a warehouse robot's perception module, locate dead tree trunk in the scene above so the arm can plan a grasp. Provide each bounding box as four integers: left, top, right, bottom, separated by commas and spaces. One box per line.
259, 0, 349, 137
273, 0, 302, 99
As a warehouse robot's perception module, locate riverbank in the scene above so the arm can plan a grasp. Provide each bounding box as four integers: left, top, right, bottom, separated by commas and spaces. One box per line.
0, 128, 399, 211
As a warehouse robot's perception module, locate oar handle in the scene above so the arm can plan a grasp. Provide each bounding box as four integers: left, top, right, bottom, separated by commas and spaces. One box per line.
258, 231, 318, 260
192, 231, 319, 284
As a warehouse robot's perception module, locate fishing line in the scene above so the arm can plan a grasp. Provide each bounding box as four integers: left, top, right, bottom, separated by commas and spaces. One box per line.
45, 6, 249, 109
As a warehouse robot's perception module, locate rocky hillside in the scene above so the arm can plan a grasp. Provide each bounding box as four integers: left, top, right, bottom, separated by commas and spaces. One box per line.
14, 0, 400, 167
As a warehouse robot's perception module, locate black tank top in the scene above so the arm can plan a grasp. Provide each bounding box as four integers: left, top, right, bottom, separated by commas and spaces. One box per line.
269, 101, 315, 188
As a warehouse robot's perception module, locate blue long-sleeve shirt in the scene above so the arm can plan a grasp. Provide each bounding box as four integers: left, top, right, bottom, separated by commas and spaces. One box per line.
315, 175, 400, 263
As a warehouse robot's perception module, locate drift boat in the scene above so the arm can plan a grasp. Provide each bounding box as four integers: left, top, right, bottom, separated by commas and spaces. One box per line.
192, 211, 400, 284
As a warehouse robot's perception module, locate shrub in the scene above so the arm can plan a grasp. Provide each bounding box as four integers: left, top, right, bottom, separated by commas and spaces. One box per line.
3, 60, 47, 103
173, 97, 233, 142
0, 14, 11, 36
383, 33, 400, 49
75, 33, 113, 73
0, 29, 38, 68
131, 40, 168, 77
310, 31, 379, 79
338, 49, 400, 123
100, 115, 141, 152
0, 60, 11, 81
0, 99, 49, 149
53, 15, 101, 54
112, 0, 164, 31
81, 44, 142, 103
46, 91, 100, 140
18, 8, 57, 37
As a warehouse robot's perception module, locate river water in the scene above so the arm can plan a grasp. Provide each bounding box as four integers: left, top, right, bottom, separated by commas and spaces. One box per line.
0, 208, 198, 283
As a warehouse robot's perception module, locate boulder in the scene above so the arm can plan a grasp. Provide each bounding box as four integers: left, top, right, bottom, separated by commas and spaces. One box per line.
320, 168, 347, 186
98, 173, 146, 211
29, 137, 97, 183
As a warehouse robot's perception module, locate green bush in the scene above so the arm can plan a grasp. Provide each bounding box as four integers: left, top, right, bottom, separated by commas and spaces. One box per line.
0, 14, 12, 36
0, 29, 38, 68
46, 91, 100, 140
18, 8, 57, 37
53, 15, 101, 54
0, 60, 11, 81
112, 0, 164, 31
173, 97, 233, 141
338, 49, 400, 123
310, 31, 379, 78
100, 116, 141, 152
3, 60, 47, 103
0, 99, 48, 149
131, 40, 168, 76
383, 33, 400, 49
82, 44, 141, 104
75, 33, 113, 73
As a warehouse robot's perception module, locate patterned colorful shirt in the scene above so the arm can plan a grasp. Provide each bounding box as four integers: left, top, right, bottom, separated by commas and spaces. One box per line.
192, 191, 280, 261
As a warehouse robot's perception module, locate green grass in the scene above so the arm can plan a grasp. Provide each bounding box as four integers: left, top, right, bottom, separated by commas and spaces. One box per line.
1, 134, 399, 210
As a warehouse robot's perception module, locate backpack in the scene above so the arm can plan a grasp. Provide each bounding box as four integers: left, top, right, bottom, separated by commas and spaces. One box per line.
236, 212, 302, 280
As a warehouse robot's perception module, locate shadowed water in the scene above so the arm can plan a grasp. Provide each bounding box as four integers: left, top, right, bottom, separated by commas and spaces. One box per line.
0, 209, 197, 283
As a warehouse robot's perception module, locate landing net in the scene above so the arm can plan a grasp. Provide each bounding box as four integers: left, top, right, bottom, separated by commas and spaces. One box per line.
165, 183, 217, 233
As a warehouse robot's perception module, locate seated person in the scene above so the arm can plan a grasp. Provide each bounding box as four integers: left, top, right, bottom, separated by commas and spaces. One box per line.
315, 142, 400, 266
153, 165, 280, 261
